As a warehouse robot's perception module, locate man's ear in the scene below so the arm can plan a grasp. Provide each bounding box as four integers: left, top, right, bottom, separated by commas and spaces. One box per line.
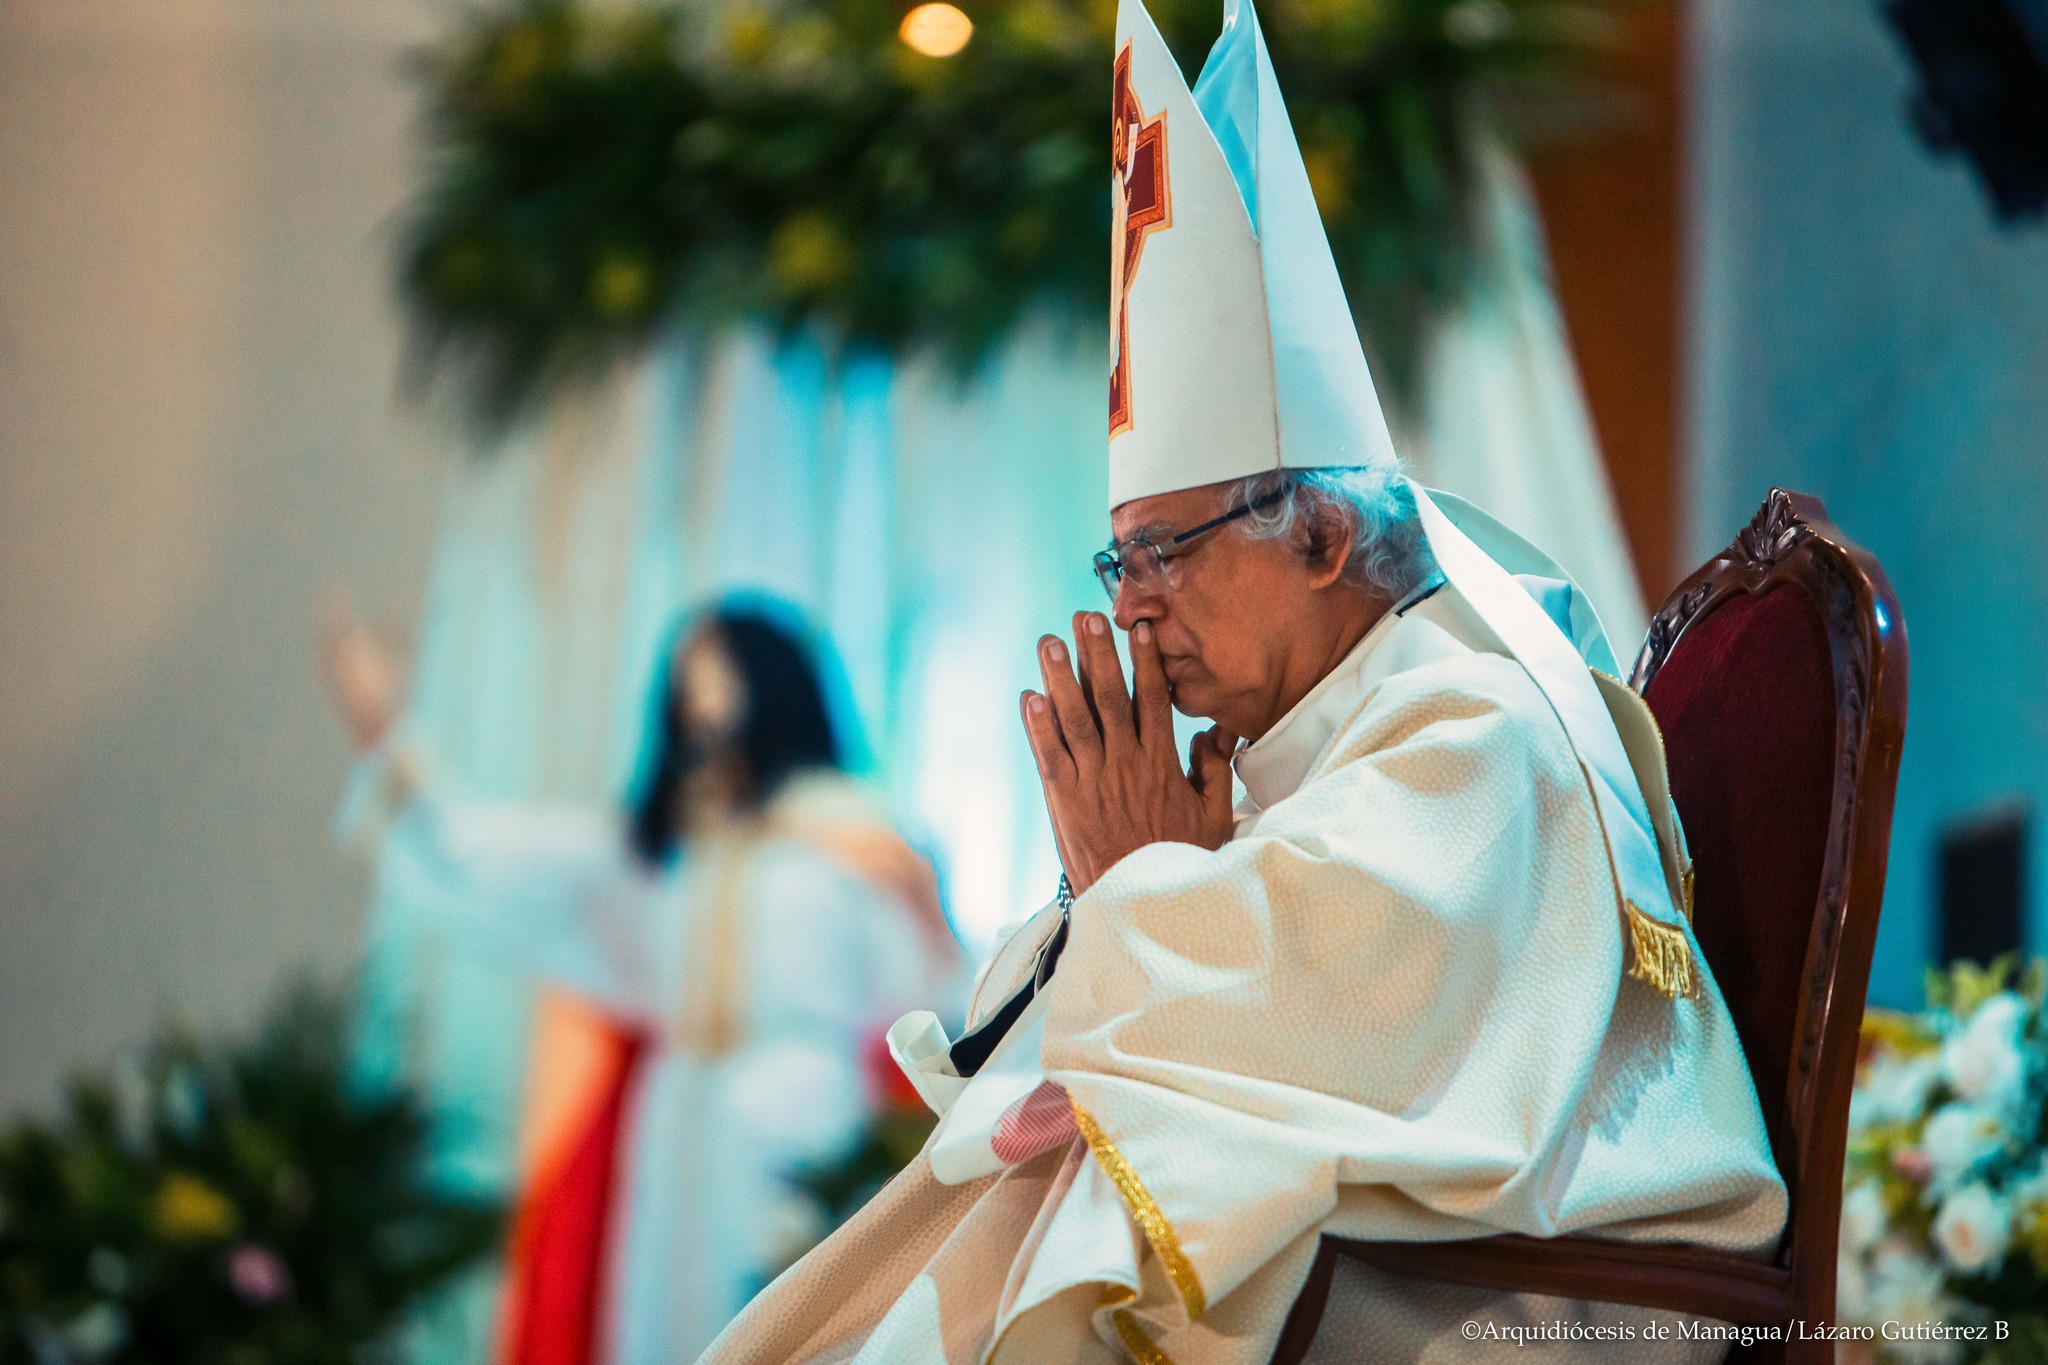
1301, 504, 1354, 591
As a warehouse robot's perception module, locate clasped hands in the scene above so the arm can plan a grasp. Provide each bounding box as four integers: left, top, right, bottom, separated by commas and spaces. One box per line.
1021, 612, 1237, 898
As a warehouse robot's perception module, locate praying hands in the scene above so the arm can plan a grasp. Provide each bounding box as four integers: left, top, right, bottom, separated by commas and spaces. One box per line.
1020, 611, 1237, 897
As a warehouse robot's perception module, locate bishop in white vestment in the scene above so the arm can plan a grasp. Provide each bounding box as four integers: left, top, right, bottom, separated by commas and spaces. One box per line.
699, 1, 1785, 1360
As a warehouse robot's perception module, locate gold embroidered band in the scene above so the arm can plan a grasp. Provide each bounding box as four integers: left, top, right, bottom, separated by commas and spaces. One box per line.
1112, 1310, 1174, 1365
1070, 1100, 1207, 1323
1625, 899, 1696, 1001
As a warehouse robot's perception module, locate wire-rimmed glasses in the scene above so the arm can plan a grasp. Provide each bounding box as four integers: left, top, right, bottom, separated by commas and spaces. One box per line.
1091, 490, 1285, 601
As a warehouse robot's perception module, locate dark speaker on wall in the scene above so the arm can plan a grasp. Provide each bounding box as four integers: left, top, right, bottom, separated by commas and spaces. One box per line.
1938, 803, 2029, 968
1885, 0, 2048, 222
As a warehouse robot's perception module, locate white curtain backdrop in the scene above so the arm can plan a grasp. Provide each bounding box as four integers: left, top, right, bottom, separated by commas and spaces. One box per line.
359, 150, 1644, 1362
1415, 140, 1648, 652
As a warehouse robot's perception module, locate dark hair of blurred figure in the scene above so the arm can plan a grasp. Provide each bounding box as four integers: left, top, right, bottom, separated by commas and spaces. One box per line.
628, 603, 843, 866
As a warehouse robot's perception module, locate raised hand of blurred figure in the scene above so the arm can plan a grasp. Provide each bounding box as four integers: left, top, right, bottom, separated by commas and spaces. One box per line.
317, 593, 404, 752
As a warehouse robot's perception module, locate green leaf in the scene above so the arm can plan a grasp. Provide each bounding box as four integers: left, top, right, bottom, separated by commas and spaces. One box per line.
396, 0, 1627, 432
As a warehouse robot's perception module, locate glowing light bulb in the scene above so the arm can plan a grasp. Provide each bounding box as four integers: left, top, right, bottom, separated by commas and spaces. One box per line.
899, 2, 973, 57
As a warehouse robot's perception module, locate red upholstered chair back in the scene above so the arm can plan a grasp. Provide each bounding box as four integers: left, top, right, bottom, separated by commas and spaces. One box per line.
1628, 489, 1908, 1332
1270, 492, 1907, 1365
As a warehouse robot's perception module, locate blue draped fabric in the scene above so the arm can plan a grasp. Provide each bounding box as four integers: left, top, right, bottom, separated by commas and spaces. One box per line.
356, 324, 1109, 1360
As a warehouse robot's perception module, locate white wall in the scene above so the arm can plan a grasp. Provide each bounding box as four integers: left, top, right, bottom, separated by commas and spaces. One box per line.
0, 0, 446, 1113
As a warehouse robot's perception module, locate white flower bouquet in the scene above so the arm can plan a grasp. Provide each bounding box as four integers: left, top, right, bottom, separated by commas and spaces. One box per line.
1842, 957, 2048, 1364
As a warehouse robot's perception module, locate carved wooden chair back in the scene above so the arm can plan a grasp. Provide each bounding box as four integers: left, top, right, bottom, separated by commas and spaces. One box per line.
1270, 489, 1908, 1365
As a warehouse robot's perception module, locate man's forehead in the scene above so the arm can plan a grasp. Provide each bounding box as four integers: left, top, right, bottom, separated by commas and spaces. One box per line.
1109, 481, 1233, 540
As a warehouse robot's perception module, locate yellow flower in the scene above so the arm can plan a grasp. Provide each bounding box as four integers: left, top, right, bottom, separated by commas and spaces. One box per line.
1949, 957, 2018, 1019
487, 24, 551, 103
1003, 0, 1082, 54
777, 16, 840, 73
769, 214, 855, 294
1925, 953, 2026, 1018
1861, 1007, 1938, 1058
724, 12, 777, 67
151, 1173, 236, 1241
1299, 143, 1351, 219
435, 241, 491, 296
590, 252, 653, 318
2015, 1199, 2048, 1275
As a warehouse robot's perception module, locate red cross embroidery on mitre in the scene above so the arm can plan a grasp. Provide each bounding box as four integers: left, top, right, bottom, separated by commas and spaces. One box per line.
1110, 40, 1170, 438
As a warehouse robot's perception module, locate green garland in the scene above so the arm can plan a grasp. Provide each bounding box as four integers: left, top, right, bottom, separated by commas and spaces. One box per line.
400, 0, 1621, 429
0, 987, 499, 1364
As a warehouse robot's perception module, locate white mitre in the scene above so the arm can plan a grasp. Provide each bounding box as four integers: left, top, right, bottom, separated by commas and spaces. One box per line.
1108, 0, 1395, 507
1105, 0, 1698, 992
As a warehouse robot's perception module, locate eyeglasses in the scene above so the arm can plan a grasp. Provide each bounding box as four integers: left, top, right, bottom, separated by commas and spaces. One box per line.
1092, 490, 1286, 602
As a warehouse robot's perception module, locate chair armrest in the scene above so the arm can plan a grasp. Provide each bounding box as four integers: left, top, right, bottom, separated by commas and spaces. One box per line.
1326, 1233, 1791, 1325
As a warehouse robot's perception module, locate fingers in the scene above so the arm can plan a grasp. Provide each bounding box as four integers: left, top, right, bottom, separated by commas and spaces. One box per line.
1022, 691, 1086, 890
1020, 690, 1075, 785
315, 593, 366, 714
1038, 634, 1102, 770
1071, 612, 1135, 751
317, 592, 408, 752
1126, 619, 1174, 750
1185, 726, 1215, 791
317, 591, 381, 688
1190, 726, 1239, 841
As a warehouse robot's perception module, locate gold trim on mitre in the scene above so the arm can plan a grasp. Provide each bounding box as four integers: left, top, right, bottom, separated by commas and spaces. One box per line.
1625, 899, 1697, 1001
1070, 1099, 1207, 1323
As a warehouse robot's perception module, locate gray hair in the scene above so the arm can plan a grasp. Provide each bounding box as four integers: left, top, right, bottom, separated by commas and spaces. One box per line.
1227, 465, 1435, 600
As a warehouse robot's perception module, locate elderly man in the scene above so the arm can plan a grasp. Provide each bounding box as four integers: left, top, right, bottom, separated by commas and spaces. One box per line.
698, 0, 1784, 1360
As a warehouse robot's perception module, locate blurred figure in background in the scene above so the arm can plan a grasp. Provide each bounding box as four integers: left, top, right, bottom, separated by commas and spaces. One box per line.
320, 600, 957, 1365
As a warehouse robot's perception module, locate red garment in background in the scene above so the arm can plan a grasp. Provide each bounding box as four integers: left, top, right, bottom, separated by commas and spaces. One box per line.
496, 996, 651, 1365
492, 799, 954, 1365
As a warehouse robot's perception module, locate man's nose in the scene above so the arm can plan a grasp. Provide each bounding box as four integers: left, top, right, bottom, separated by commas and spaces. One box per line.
1112, 582, 1165, 633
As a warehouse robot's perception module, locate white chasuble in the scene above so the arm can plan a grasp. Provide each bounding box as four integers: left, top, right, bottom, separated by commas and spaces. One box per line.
697, 574, 1786, 1365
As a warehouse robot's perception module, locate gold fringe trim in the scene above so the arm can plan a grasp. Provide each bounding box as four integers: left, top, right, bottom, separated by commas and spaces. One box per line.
1070, 1100, 1207, 1323
1625, 899, 1697, 1001
1681, 862, 1697, 923
1111, 1309, 1175, 1365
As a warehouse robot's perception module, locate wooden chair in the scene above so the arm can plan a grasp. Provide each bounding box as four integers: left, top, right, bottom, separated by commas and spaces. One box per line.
1271, 490, 1909, 1364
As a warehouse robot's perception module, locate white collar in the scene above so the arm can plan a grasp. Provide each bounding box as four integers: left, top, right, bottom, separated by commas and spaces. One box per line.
1232, 577, 1449, 813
